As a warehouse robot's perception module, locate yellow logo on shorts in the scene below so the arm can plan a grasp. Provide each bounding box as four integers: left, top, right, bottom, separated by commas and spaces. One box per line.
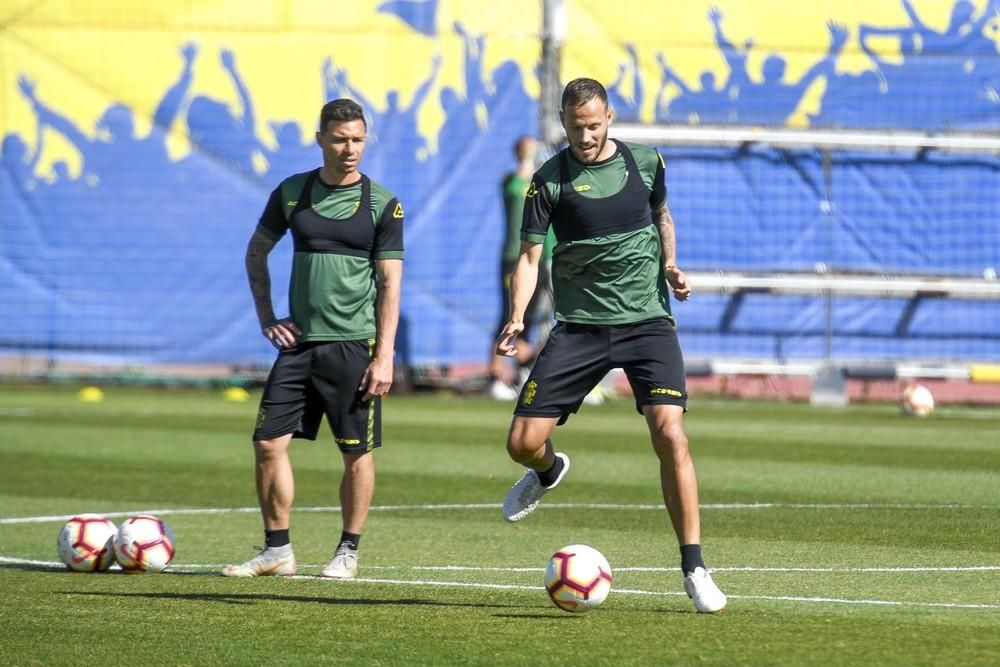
573, 184, 592, 192
650, 387, 683, 397
522, 380, 538, 406
335, 436, 361, 446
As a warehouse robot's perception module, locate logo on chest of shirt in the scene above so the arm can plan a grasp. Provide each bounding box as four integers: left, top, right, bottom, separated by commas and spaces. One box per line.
525, 182, 538, 198
392, 202, 404, 218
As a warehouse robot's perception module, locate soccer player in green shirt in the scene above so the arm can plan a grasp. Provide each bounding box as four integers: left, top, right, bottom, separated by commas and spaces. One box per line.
223, 98, 403, 580
495, 78, 726, 613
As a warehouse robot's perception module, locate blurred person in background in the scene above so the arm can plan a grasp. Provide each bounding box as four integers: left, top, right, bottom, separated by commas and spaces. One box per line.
487, 135, 555, 400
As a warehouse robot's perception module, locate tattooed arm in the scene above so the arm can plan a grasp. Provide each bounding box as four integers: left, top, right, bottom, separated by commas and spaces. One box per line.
653, 202, 691, 301
245, 229, 300, 348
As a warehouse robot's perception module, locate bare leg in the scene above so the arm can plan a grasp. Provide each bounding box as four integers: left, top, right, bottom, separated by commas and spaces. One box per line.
643, 404, 700, 545
502, 415, 565, 522
254, 434, 295, 531
340, 451, 375, 534
506, 415, 560, 470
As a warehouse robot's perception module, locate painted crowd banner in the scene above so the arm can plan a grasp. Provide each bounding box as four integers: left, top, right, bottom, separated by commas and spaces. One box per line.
1, 1, 997, 367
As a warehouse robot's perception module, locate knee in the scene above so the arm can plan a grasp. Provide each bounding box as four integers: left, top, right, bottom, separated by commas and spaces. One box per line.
653, 424, 690, 463
343, 451, 373, 475
253, 437, 286, 464
505, 433, 532, 463
506, 426, 544, 464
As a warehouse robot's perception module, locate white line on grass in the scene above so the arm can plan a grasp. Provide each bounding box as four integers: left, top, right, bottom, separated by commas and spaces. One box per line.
4, 556, 997, 611
4, 501, 999, 525
11, 557, 998, 576
70, 562, 1000, 575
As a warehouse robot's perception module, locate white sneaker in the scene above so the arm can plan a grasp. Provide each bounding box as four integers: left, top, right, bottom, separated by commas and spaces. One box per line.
321, 547, 359, 579
502, 452, 570, 522
582, 386, 605, 405
487, 379, 519, 401
683, 567, 727, 613
221, 545, 296, 577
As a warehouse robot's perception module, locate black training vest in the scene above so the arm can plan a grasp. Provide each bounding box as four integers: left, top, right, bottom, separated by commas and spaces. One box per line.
550, 139, 653, 243
288, 169, 374, 259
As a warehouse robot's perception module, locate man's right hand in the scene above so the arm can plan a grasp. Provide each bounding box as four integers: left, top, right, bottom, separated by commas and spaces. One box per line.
262, 318, 301, 350
495, 321, 526, 357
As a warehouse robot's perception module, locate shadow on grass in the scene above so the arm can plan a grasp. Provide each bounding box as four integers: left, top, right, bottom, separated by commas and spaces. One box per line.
0, 563, 62, 573
62, 589, 523, 610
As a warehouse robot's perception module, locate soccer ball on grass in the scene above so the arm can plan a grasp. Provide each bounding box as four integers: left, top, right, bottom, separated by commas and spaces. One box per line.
57, 514, 117, 572
113, 514, 176, 573
900, 384, 934, 417
544, 544, 613, 613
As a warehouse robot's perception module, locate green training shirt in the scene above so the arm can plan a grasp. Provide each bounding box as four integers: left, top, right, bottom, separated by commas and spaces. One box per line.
521, 140, 670, 325
257, 170, 404, 342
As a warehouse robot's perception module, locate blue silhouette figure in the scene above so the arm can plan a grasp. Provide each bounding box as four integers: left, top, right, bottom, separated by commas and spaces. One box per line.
325, 53, 442, 162
810, 68, 885, 128
902, 0, 999, 55
377, 0, 439, 36
322, 57, 378, 135
487, 59, 537, 140
185, 48, 262, 176
851, 0, 1000, 129
435, 21, 491, 158
262, 120, 315, 187
453, 21, 488, 111
654, 51, 737, 125
36, 159, 96, 245
18, 42, 198, 187
1, 121, 43, 193
711, 7, 848, 125
606, 43, 644, 122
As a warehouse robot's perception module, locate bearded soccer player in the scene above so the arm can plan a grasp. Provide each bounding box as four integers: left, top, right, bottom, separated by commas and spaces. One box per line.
223, 98, 403, 579
495, 78, 726, 613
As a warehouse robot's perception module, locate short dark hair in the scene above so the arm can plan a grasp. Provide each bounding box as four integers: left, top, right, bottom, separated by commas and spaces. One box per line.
319, 98, 366, 131
560, 78, 608, 112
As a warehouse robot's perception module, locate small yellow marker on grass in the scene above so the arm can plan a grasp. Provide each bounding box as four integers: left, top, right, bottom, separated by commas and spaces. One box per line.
77, 386, 105, 403
223, 387, 251, 402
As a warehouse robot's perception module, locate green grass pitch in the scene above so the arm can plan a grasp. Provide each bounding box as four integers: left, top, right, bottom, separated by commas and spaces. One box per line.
1, 385, 998, 665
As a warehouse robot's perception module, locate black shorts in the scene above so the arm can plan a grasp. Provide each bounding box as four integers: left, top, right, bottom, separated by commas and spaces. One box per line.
253, 340, 381, 453
514, 318, 687, 423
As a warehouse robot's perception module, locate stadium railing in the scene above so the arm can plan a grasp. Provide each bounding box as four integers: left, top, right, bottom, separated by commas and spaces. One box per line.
610, 122, 1000, 392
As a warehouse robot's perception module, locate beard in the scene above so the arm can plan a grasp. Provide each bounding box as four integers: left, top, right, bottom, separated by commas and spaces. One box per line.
572, 132, 608, 164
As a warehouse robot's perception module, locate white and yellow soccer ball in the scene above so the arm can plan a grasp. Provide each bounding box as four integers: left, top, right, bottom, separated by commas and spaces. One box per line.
57, 514, 118, 572
113, 514, 176, 573
544, 544, 613, 613
901, 383, 934, 417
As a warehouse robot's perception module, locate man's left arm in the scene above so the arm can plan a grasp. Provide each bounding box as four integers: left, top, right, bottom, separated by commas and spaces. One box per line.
653, 202, 690, 301
360, 258, 402, 400
362, 192, 405, 400
649, 149, 691, 302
